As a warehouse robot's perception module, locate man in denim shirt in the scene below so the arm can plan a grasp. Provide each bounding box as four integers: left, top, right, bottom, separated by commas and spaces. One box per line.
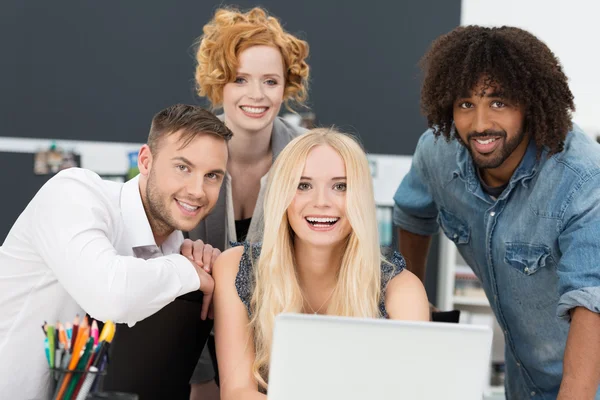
394, 26, 600, 399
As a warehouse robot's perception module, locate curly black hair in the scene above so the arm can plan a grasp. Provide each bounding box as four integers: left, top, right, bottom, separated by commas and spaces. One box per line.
420, 25, 575, 154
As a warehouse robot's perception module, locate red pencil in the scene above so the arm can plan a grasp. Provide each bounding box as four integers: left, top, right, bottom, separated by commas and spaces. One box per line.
70, 314, 80, 352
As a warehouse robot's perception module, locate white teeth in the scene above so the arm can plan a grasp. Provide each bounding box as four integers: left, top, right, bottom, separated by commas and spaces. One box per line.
475, 138, 496, 145
177, 200, 199, 212
240, 106, 267, 114
306, 217, 339, 223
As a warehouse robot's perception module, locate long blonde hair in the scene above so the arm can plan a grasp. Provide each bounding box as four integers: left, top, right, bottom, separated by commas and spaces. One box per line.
249, 128, 382, 390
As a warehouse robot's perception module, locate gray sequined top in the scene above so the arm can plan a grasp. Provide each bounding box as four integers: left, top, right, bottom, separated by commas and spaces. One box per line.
233, 242, 406, 318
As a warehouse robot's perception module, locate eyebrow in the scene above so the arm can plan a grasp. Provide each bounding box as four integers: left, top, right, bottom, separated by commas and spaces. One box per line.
300, 176, 347, 180
237, 71, 283, 79
172, 156, 195, 168
458, 90, 506, 99
209, 169, 226, 176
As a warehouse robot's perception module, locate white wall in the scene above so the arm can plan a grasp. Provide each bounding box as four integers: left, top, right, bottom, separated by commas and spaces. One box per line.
461, 0, 600, 138
0, 137, 143, 175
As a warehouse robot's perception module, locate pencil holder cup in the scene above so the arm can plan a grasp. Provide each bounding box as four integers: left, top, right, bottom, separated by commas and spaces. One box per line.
50, 366, 107, 400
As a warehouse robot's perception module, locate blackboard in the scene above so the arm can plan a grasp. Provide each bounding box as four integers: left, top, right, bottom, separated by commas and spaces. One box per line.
0, 0, 461, 154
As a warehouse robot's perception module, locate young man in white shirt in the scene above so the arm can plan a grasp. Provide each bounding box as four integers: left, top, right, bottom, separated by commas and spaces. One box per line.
0, 104, 231, 399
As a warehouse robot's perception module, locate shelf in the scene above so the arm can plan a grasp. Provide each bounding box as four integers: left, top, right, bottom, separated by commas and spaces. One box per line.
453, 295, 490, 307
483, 385, 506, 400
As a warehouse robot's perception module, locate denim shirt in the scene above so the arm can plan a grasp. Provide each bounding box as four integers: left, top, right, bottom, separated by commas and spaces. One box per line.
393, 125, 600, 400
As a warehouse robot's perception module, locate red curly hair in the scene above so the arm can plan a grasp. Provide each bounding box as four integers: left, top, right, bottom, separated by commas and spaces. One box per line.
194, 7, 310, 110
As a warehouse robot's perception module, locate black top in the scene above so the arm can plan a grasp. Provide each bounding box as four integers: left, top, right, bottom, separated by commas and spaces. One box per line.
102, 297, 212, 399
233, 242, 406, 318
235, 217, 252, 242
477, 168, 508, 199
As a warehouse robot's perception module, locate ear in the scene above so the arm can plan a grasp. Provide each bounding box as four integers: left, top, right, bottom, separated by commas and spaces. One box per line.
138, 144, 153, 177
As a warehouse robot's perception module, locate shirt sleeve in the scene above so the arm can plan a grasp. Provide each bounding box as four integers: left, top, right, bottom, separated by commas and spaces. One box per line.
30, 172, 200, 325
392, 131, 440, 236
556, 173, 600, 321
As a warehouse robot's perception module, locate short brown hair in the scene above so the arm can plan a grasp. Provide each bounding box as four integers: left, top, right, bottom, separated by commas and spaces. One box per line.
148, 104, 233, 153
420, 26, 574, 155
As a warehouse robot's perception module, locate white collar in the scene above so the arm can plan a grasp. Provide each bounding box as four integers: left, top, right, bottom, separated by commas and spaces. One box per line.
120, 175, 183, 255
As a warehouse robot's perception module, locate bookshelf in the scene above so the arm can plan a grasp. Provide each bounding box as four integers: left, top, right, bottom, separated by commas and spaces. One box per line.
437, 234, 506, 398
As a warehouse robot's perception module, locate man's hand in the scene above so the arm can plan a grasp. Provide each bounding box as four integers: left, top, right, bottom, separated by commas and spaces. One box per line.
181, 239, 221, 320
181, 239, 221, 274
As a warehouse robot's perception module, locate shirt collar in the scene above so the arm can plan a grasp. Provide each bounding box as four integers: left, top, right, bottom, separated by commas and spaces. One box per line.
120, 175, 183, 255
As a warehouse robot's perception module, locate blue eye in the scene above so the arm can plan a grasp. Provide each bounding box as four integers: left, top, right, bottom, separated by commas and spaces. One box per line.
234, 77, 246, 84
265, 79, 278, 85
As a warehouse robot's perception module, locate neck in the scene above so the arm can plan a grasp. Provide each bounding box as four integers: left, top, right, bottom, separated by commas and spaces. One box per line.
294, 239, 345, 294
480, 135, 531, 187
149, 220, 171, 248
225, 116, 274, 166
139, 176, 171, 247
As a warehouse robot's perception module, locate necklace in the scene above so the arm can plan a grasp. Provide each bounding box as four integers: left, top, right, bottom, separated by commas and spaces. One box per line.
301, 287, 336, 315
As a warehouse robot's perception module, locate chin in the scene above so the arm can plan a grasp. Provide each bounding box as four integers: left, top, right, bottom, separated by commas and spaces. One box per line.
172, 217, 202, 233
300, 235, 346, 249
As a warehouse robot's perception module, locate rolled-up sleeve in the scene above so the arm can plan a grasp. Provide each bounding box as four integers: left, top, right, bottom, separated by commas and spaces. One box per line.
556, 173, 600, 321
393, 131, 440, 236
31, 174, 200, 325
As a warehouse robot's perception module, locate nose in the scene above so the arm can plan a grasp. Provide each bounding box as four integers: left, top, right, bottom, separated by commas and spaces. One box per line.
314, 186, 331, 208
248, 80, 265, 101
473, 107, 494, 133
187, 175, 206, 201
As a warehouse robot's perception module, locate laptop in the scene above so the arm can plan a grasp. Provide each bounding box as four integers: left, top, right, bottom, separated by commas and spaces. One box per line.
268, 313, 493, 400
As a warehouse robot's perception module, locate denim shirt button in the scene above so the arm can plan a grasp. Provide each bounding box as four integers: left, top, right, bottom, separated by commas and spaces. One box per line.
453, 233, 458, 239
516, 362, 521, 367
531, 391, 536, 396
524, 267, 529, 273
490, 211, 496, 217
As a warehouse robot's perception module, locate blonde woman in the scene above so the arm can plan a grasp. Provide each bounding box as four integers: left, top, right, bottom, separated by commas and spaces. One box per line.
212, 129, 430, 399
188, 7, 310, 397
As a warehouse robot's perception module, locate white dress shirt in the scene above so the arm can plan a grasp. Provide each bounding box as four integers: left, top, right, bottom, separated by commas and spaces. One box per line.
0, 168, 200, 399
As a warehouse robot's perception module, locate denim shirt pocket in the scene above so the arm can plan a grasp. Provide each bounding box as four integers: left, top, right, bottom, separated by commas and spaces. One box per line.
438, 208, 470, 245
504, 242, 552, 276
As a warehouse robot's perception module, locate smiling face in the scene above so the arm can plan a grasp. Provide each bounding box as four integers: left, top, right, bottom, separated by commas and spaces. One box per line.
222, 45, 285, 135
453, 80, 528, 171
286, 145, 352, 248
138, 130, 228, 241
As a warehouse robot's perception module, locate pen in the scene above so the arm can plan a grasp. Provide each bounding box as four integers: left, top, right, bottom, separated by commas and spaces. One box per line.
44, 337, 50, 367
91, 320, 99, 347
74, 366, 98, 400
54, 326, 89, 400
46, 325, 56, 368
58, 322, 69, 352
64, 337, 94, 400
80, 315, 89, 330
90, 341, 110, 393
65, 322, 72, 344
97, 320, 115, 343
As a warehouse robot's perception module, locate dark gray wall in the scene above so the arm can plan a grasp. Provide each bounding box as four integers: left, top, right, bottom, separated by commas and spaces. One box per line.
1, 1, 461, 303
0, 0, 460, 154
